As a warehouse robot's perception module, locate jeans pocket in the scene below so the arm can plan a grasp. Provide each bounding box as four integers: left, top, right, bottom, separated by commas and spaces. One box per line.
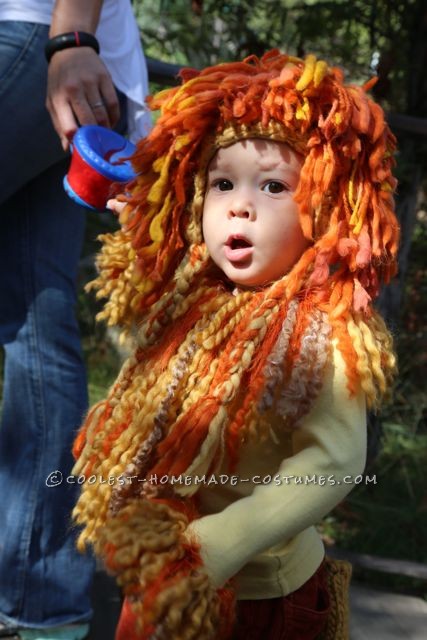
0, 21, 41, 87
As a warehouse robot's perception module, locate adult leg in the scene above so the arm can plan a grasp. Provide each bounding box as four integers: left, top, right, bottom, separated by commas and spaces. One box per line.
0, 19, 127, 630
0, 21, 94, 629
0, 159, 94, 629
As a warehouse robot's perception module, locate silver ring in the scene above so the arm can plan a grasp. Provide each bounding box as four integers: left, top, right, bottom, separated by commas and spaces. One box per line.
90, 101, 105, 109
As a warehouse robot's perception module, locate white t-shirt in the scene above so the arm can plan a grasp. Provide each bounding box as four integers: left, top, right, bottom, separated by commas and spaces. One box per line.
0, 0, 151, 140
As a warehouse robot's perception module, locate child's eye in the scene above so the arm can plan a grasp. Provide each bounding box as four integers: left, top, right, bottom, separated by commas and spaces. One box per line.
262, 181, 288, 194
211, 179, 233, 191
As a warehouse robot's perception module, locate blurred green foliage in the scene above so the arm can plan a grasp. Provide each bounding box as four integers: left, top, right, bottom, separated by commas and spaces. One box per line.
134, 0, 426, 118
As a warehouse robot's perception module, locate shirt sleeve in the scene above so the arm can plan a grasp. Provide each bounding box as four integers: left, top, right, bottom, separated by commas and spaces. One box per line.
185, 340, 367, 588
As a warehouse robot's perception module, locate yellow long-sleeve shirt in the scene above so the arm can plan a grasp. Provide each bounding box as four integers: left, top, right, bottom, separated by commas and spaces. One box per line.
186, 341, 367, 599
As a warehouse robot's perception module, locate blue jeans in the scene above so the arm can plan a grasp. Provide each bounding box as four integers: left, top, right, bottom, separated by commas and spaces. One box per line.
0, 20, 123, 629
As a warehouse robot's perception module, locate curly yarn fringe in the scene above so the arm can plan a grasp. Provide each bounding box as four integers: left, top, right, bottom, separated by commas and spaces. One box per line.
96, 500, 235, 640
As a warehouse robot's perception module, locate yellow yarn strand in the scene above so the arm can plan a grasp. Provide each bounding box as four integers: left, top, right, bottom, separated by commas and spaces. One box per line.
296, 54, 317, 91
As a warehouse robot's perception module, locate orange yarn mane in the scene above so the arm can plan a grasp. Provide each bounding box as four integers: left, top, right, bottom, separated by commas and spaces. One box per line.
93, 49, 398, 329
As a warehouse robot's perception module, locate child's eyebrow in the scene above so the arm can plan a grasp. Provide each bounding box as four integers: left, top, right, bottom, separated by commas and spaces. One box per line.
208, 161, 233, 172
256, 159, 298, 177
208, 160, 299, 179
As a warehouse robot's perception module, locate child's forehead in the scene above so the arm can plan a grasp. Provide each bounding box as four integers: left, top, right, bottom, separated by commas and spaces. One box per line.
208, 138, 303, 173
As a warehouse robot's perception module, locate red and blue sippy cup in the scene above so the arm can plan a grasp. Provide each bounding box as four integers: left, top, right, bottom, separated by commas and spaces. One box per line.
64, 125, 137, 210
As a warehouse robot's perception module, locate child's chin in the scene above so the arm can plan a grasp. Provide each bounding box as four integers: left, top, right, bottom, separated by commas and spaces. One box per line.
227, 272, 266, 290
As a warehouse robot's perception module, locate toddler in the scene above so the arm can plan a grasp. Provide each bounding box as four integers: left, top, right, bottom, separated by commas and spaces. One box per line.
72, 50, 398, 639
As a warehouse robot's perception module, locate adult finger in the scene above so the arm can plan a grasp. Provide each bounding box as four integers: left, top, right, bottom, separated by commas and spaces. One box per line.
68, 91, 98, 129
99, 74, 120, 128
86, 91, 110, 128
46, 92, 80, 150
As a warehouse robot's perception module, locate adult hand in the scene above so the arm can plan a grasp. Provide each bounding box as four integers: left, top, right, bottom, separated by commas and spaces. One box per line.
46, 47, 120, 151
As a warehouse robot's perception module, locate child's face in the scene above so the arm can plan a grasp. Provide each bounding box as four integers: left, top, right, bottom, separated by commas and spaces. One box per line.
202, 139, 309, 288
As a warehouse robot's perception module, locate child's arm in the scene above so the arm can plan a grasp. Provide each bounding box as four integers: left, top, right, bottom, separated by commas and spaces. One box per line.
185, 341, 367, 588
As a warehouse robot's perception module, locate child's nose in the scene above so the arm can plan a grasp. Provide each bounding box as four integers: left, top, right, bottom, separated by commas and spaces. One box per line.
228, 192, 256, 220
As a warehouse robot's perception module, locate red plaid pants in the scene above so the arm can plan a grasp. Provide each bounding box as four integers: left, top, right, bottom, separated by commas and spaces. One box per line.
233, 560, 330, 639
116, 561, 329, 640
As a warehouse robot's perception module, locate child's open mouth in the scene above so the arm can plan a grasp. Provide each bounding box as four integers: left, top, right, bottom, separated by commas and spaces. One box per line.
224, 235, 253, 262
